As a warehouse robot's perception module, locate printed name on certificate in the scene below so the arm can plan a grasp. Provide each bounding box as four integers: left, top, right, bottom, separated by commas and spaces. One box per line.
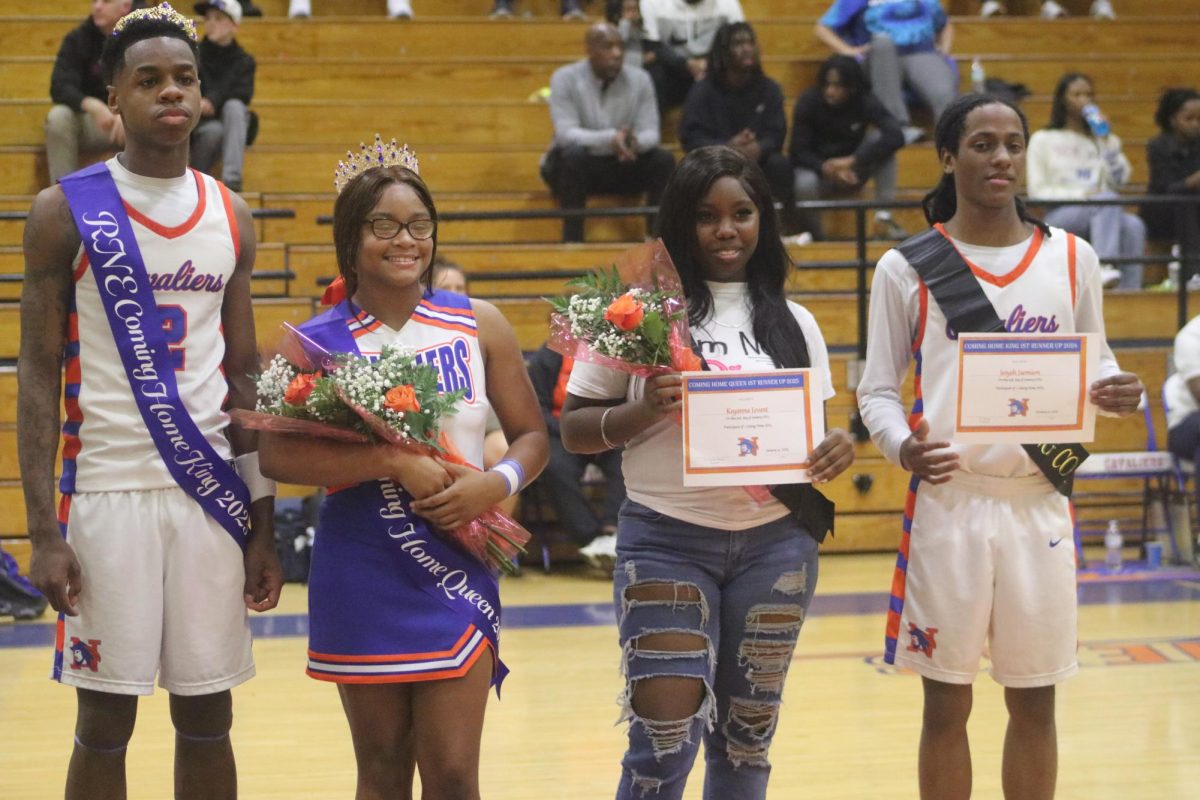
680, 369, 825, 487
954, 333, 1098, 444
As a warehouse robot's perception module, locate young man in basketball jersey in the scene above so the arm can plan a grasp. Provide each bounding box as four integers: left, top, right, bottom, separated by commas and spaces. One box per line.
857, 94, 1143, 798
18, 5, 282, 798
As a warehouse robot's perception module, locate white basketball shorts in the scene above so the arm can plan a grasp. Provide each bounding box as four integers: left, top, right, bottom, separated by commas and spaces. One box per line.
888, 471, 1078, 688
54, 487, 255, 695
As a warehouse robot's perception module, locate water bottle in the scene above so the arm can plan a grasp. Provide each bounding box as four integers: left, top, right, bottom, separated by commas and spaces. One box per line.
1083, 103, 1111, 137
970, 59, 986, 94
1104, 520, 1123, 572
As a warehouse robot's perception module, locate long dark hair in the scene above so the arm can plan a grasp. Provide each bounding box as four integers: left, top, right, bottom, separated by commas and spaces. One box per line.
1048, 72, 1091, 130
708, 22, 761, 89
332, 166, 439, 299
1154, 87, 1200, 135
656, 146, 810, 369
921, 93, 1049, 235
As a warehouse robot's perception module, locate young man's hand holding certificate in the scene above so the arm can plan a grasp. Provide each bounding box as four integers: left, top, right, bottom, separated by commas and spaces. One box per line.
954, 333, 1099, 444
680, 369, 825, 486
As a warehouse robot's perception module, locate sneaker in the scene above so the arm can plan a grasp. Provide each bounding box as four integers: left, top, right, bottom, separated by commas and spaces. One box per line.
980, 1, 1006, 17
489, 0, 514, 17
874, 213, 908, 241
1040, 0, 1067, 18
1090, 0, 1115, 19
288, 0, 310, 18
782, 232, 814, 247
387, 0, 414, 18
578, 532, 616, 571
1187, 273, 1200, 291
901, 126, 926, 145
1099, 265, 1122, 288
0, 551, 48, 621
562, 0, 586, 20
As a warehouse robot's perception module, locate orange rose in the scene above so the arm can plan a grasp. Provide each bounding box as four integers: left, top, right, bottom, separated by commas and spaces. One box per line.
283, 373, 318, 405
604, 293, 645, 332
383, 384, 421, 414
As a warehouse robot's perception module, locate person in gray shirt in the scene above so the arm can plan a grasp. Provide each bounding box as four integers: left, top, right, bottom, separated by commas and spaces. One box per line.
541, 23, 676, 243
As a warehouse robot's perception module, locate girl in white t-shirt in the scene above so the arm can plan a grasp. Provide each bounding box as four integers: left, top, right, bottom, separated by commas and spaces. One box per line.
560, 145, 853, 800
1027, 72, 1146, 289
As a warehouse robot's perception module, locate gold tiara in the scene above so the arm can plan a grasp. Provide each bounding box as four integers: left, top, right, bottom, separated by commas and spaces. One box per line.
334, 135, 420, 194
112, 2, 198, 41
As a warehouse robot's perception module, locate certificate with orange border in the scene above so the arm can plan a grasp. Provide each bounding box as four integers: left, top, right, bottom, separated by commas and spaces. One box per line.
954, 333, 1098, 444
680, 369, 824, 486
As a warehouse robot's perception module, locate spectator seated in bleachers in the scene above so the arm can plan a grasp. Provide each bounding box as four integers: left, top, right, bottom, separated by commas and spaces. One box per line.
638, 0, 745, 111
678, 22, 797, 233
1028, 72, 1145, 290
1142, 87, 1200, 280
1165, 313, 1200, 464
289, 0, 413, 18
814, 0, 957, 142
978, 0, 1114, 19
44, 0, 134, 184
527, 341, 626, 570
606, 0, 649, 71
541, 22, 676, 243
190, 0, 256, 192
788, 54, 907, 242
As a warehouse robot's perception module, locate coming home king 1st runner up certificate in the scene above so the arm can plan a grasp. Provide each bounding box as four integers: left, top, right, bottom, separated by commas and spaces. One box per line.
680, 369, 824, 486
954, 333, 1098, 444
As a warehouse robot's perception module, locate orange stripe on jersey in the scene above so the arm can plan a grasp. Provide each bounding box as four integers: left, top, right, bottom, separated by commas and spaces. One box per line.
216, 178, 240, 261
420, 300, 476, 319
308, 627, 477, 664
123, 170, 206, 239
933, 223, 1044, 288
1067, 233, 1078, 308
306, 640, 488, 685
67, 310, 80, 346
913, 282, 929, 354
57, 494, 72, 525
414, 317, 477, 336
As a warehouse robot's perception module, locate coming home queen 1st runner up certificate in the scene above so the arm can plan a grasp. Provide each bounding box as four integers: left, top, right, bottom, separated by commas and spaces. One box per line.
680, 369, 824, 486
954, 332, 1098, 444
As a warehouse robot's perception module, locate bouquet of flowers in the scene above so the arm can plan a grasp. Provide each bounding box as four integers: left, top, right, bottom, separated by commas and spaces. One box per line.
233, 326, 529, 576
546, 239, 702, 375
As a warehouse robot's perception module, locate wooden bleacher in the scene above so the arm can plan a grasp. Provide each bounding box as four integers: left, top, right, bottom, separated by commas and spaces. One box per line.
0, 1, 1197, 569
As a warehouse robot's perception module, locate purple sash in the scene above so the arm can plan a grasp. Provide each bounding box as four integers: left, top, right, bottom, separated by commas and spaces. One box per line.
60, 163, 251, 548
301, 301, 508, 687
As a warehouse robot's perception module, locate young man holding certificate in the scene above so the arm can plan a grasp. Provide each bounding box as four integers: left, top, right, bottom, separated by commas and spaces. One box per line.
857, 93, 1144, 800
17, 5, 281, 797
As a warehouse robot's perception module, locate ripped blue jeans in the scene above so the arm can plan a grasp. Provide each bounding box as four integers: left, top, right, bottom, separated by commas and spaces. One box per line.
612, 500, 820, 800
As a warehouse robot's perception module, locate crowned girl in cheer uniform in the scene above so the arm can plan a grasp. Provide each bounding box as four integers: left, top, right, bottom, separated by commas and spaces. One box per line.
258, 137, 548, 798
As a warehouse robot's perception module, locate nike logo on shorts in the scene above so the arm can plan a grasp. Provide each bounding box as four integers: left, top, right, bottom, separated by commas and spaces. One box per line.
1049, 537, 1064, 547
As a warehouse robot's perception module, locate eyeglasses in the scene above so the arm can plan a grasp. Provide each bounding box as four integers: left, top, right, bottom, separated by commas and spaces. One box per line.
365, 217, 436, 241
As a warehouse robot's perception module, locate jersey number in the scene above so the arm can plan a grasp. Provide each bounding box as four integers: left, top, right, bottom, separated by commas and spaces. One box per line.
158, 304, 188, 371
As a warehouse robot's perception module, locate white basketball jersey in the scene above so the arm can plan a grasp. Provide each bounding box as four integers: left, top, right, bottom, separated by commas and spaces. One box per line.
905, 225, 1082, 478
63, 158, 239, 493
347, 291, 490, 469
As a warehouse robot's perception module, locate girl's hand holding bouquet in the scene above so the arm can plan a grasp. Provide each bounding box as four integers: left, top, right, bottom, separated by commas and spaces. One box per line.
235, 325, 529, 575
